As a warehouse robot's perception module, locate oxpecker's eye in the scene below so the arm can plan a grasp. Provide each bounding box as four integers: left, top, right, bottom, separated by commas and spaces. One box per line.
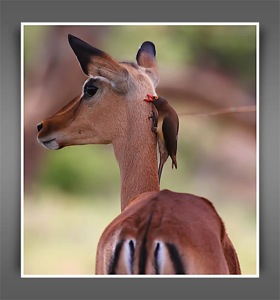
84, 85, 98, 97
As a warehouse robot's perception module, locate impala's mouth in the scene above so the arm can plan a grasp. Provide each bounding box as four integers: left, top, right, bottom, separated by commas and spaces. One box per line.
38, 138, 60, 150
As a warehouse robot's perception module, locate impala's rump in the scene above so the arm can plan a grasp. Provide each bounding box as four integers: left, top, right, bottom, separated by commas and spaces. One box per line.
96, 190, 240, 275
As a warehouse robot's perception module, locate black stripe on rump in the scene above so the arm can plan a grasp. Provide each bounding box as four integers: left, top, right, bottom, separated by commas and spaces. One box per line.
154, 242, 160, 274
128, 240, 135, 274
165, 242, 186, 274
138, 213, 153, 274
108, 240, 124, 274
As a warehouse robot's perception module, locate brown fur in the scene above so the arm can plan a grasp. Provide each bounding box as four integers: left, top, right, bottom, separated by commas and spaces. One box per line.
96, 190, 241, 274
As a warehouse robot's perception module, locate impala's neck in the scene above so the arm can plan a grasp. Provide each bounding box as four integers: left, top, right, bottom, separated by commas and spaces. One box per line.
113, 104, 160, 211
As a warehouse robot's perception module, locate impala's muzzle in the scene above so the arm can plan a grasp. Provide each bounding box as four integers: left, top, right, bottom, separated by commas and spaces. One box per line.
36, 120, 60, 150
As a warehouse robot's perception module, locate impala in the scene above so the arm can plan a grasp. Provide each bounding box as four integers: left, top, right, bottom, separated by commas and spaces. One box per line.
37, 34, 241, 275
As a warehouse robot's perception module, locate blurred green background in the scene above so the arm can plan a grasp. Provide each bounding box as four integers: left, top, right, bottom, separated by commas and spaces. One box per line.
23, 24, 257, 275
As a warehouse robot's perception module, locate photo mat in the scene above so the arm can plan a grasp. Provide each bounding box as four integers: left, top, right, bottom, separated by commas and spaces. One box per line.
1, 0, 279, 299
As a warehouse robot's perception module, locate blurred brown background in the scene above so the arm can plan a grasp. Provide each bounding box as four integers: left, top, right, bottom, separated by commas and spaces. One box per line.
23, 24, 257, 275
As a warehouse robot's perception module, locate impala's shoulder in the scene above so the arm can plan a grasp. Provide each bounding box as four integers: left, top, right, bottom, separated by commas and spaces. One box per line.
157, 189, 204, 200
157, 189, 218, 210
126, 189, 218, 213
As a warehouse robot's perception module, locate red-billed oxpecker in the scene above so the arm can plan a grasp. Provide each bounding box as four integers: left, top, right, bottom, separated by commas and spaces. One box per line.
144, 94, 179, 182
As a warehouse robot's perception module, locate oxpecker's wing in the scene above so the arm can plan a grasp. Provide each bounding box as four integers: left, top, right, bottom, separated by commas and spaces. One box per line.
162, 114, 178, 159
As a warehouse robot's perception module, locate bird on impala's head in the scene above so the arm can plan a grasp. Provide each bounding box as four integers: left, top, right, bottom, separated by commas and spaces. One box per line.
144, 94, 179, 182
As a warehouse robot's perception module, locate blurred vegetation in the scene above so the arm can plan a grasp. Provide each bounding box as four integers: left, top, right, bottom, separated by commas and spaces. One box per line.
24, 25, 257, 275
37, 145, 120, 198
24, 26, 49, 73
104, 25, 256, 92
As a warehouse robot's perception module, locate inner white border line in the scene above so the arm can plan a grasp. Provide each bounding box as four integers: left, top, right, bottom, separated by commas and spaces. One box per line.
21, 22, 259, 278
22, 22, 259, 25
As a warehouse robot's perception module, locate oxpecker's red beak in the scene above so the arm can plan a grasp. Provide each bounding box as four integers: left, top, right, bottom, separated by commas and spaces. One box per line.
144, 94, 158, 102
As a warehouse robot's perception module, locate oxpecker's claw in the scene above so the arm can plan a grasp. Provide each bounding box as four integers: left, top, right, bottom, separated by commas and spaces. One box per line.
151, 126, 157, 133
148, 110, 158, 134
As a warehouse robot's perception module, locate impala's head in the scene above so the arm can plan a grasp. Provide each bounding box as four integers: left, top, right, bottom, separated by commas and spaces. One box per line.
37, 34, 159, 150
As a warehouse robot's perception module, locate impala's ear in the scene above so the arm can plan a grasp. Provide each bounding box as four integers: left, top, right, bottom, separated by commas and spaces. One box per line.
68, 34, 129, 93
136, 41, 159, 87
136, 41, 156, 68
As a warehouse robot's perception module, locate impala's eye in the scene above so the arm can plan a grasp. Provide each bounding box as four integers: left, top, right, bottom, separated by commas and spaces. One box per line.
84, 85, 98, 97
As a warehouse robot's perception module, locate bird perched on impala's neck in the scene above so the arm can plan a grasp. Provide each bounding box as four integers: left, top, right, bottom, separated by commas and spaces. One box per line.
144, 94, 179, 182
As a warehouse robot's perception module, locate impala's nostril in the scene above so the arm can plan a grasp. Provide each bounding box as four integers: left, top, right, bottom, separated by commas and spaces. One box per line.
37, 123, 43, 132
